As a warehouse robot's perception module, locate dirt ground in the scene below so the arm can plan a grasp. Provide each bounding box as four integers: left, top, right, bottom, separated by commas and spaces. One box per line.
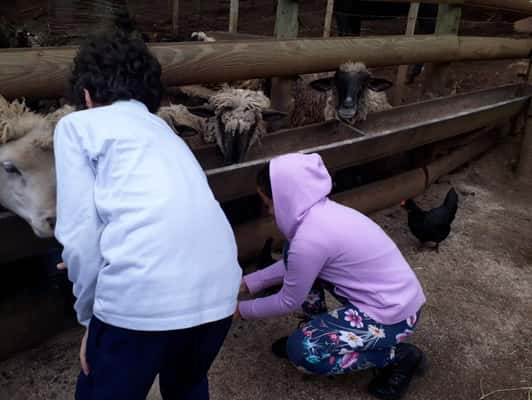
0, 142, 530, 400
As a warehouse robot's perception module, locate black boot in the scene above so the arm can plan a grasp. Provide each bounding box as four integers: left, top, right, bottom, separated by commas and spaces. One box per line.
368, 343, 427, 400
271, 336, 289, 359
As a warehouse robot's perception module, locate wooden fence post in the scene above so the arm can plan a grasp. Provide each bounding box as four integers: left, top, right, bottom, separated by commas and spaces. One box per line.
323, 0, 335, 38
171, 0, 179, 36
271, 0, 299, 130
274, 0, 299, 39
425, 4, 461, 97
517, 58, 532, 183
393, 2, 420, 105
229, 0, 239, 33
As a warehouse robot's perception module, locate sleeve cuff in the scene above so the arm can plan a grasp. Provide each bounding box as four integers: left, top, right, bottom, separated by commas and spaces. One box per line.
243, 272, 265, 295
238, 300, 255, 320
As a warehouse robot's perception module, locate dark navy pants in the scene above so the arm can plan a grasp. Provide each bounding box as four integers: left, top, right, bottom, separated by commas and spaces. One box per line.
75, 316, 232, 400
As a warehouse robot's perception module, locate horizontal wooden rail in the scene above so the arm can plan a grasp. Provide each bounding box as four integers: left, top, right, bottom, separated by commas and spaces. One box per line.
1, 36, 532, 99
235, 132, 497, 261
369, 0, 532, 14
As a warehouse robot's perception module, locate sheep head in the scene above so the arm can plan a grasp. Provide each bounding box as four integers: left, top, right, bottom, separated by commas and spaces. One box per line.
308, 61, 393, 123
189, 88, 285, 164
158, 104, 205, 137
0, 96, 71, 238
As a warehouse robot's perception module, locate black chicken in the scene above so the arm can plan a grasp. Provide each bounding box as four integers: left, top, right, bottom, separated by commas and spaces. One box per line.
402, 188, 459, 251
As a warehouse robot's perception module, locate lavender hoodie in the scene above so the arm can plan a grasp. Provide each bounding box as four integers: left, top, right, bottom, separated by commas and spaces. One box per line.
239, 153, 425, 325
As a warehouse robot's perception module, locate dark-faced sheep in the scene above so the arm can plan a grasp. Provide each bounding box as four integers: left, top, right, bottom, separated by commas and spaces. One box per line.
291, 61, 393, 127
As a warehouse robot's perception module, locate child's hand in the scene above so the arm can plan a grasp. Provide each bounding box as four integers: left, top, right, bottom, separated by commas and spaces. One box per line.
233, 303, 241, 321
57, 262, 67, 270
80, 328, 90, 376
239, 279, 248, 296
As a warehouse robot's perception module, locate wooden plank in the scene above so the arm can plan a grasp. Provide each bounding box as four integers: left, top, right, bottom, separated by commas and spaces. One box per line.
201, 31, 270, 41
323, 0, 335, 38
272, 0, 299, 129
193, 0, 201, 13
229, 0, 239, 33
426, 4, 462, 97
393, 2, 420, 105
2, 35, 532, 100
274, 0, 299, 39
48, 0, 129, 40
368, 0, 532, 14
171, 0, 179, 36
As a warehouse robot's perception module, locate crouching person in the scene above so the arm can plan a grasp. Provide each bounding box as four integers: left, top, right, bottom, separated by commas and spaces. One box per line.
237, 153, 426, 400
54, 32, 241, 400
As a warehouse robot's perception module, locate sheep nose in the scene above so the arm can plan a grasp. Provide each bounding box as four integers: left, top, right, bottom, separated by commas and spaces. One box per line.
46, 217, 56, 230
343, 96, 355, 108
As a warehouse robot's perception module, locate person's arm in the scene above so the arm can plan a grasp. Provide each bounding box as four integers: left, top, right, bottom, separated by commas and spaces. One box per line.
239, 236, 328, 320
243, 259, 286, 295
54, 118, 104, 327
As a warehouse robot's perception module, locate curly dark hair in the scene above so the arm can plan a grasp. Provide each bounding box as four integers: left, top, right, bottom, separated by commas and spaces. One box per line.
256, 162, 272, 199
68, 31, 163, 113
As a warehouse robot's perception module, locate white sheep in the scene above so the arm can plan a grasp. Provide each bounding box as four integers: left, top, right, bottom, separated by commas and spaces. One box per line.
0, 96, 60, 237
186, 87, 285, 164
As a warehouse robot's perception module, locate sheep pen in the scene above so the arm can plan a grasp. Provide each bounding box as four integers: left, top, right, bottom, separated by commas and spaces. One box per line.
1, 2, 531, 400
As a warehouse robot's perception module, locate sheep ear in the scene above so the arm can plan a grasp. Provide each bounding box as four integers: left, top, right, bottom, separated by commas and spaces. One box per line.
173, 125, 199, 137
45, 105, 75, 127
261, 109, 287, 122
309, 77, 335, 92
187, 104, 215, 118
0, 120, 14, 144
368, 78, 393, 92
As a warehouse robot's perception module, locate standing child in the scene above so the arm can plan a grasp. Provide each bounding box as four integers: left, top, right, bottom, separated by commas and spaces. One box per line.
54, 32, 241, 400
238, 153, 426, 400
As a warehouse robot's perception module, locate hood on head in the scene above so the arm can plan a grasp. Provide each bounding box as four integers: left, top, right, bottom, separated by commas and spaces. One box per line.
270, 153, 332, 239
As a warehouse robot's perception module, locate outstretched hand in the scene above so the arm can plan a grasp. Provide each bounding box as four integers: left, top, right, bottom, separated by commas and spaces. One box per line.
239, 279, 248, 296
57, 262, 67, 270
80, 328, 90, 376
233, 304, 241, 321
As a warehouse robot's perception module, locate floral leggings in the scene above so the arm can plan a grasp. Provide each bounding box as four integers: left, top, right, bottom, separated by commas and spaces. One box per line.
286, 285, 420, 376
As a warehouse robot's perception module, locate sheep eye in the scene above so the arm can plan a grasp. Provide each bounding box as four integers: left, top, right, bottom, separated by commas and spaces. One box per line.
2, 161, 22, 175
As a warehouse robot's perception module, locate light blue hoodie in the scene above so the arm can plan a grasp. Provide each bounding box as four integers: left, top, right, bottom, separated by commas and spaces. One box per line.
54, 100, 242, 330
